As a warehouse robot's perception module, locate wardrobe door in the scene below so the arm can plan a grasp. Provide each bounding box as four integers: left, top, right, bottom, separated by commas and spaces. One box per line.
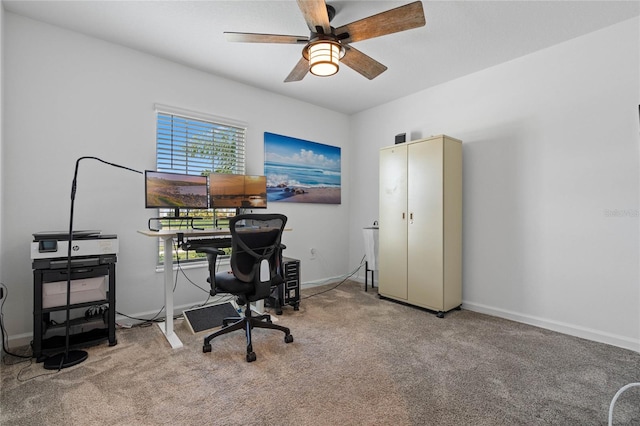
378, 145, 408, 300
407, 139, 443, 310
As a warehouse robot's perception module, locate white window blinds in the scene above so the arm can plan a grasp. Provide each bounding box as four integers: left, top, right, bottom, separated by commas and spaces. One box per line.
155, 106, 246, 176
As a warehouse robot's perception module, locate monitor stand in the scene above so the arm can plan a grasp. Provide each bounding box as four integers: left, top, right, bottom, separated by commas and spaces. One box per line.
147, 209, 203, 231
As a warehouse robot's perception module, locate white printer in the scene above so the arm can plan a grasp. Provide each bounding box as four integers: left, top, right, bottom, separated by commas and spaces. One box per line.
31, 230, 118, 269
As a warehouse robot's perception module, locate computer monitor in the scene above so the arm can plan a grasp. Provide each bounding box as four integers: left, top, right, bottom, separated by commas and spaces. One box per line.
243, 175, 268, 209
145, 170, 208, 216
209, 174, 267, 209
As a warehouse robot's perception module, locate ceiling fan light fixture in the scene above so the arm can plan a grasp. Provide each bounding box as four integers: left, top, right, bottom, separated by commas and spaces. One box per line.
308, 40, 342, 77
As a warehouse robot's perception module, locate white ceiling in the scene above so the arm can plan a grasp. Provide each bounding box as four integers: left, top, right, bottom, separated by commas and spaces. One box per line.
4, 0, 639, 115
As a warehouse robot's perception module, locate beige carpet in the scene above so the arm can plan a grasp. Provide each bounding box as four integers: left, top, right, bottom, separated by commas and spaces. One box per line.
2, 281, 639, 425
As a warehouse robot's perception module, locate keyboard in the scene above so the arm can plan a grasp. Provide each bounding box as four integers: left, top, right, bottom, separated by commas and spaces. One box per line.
181, 237, 233, 251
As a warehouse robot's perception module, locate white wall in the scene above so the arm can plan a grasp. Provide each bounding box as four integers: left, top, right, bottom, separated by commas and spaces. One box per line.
349, 18, 640, 351
1, 13, 350, 344
0, 4, 4, 305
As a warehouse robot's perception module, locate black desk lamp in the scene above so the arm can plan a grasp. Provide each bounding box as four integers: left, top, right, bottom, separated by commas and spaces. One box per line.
44, 156, 142, 370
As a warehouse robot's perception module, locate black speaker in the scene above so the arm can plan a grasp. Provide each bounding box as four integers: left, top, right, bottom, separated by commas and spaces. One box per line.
395, 133, 406, 144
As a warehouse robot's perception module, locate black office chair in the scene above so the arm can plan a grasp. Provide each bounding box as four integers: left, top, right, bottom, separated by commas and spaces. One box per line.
196, 213, 293, 362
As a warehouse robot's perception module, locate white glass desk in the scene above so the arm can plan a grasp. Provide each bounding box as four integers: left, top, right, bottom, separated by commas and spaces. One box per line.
137, 228, 233, 349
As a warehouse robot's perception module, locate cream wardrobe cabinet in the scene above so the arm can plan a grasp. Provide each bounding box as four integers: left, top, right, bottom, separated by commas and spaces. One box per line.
378, 135, 462, 317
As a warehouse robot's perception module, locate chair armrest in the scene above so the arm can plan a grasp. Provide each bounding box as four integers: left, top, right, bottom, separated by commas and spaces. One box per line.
195, 247, 225, 296
195, 247, 225, 256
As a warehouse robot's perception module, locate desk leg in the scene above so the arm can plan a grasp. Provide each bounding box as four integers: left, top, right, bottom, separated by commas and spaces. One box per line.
158, 235, 183, 349
252, 300, 265, 315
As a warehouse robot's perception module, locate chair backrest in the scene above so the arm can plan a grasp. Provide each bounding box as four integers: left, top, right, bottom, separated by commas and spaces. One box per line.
228, 214, 287, 287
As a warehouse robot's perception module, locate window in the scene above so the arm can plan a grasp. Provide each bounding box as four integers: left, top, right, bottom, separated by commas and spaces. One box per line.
154, 104, 246, 264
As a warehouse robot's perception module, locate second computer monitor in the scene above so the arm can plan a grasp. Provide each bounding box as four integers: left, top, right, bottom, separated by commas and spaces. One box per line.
209, 174, 267, 209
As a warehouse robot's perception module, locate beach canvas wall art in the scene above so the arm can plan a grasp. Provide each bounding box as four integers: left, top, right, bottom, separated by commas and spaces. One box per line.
264, 132, 341, 204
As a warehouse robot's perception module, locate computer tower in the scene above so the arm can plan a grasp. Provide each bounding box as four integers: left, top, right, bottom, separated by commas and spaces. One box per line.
282, 257, 300, 309
266, 257, 300, 314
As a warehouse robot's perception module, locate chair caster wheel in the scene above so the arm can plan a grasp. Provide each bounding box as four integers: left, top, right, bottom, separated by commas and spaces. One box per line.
284, 334, 294, 343
203, 344, 212, 353
246, 352, 257, 362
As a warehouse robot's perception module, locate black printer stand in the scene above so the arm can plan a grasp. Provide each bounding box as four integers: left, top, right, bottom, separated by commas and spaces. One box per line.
32, 256, 117, 362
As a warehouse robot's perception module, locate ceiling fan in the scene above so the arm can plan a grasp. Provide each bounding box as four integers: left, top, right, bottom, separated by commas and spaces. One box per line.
224, 0, 426, 82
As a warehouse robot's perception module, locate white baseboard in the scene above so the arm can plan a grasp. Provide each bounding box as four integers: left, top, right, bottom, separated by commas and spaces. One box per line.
5, 331, 32, 351
301, 274, 365, 288
462, 301, 640, 353
10, 291, 635, 356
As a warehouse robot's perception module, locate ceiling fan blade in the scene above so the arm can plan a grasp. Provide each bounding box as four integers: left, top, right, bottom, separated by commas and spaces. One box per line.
297, 0, 331, 34
284, 57, 309, 82
224, 32, 309, 44
335, 1, 426, 44
341, 46, 387, 80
